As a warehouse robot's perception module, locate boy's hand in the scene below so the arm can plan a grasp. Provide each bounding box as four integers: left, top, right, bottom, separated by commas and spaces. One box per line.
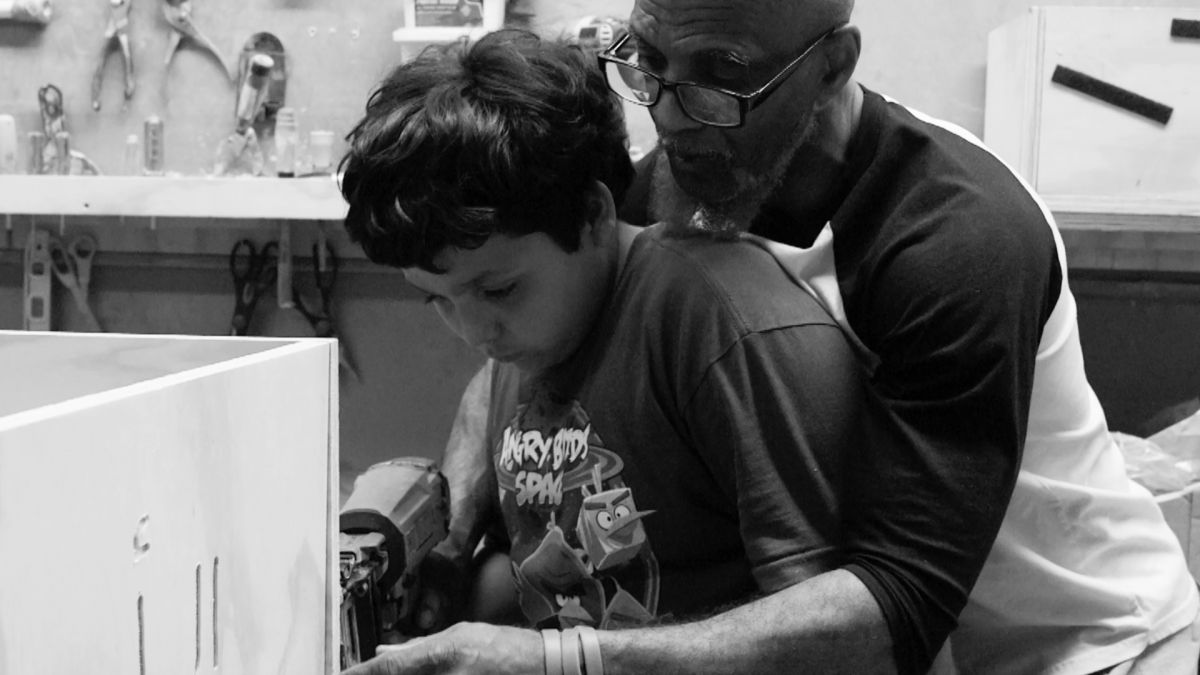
411, 548, 471, 634
341, 623, 541, 675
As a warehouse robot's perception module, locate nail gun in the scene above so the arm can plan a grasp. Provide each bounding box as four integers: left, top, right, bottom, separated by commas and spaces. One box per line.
339, 457, 450, 668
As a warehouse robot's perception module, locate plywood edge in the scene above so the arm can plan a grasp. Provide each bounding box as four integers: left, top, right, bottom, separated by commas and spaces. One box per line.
984, 7, 1039, 180
0, 337, 336, 433
325, 334, 340, 674
1, 329, 300, 345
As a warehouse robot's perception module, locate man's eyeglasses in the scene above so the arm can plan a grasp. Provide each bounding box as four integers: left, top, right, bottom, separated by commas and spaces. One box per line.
598, 26, 842, 129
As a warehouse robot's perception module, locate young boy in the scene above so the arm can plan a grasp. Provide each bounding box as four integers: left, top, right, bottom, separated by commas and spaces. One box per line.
340, 30, 888, 674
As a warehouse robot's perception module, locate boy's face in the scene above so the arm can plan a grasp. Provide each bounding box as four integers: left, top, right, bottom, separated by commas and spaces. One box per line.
403, 229, 614, 375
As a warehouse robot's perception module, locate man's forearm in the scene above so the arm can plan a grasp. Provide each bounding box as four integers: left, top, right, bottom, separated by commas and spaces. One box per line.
437, 361, 498, 561
601, 569, 897, 675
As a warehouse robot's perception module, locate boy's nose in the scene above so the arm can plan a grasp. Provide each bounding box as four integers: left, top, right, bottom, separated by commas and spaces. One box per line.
458, 311, 500, 351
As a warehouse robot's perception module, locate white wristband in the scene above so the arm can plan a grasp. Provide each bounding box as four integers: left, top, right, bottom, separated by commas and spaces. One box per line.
542, 628, 564, 675
562, 627, 584, 675
577, 625, 604, 675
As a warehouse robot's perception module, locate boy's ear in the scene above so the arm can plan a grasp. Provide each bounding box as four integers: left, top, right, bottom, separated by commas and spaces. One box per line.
583, 180, 618, 245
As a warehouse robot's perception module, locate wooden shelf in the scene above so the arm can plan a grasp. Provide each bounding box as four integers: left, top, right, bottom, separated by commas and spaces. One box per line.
1045, 196, 1200, 219
1048, 202, 1200, 276
0, 175, 347, 221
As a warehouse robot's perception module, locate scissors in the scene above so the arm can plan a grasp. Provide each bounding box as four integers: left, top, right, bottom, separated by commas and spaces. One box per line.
293, 241, 361, 383
162, 0, 233, 81
48, 234, 103, 332
91, 0, 135, 111
229, 239, 277, 336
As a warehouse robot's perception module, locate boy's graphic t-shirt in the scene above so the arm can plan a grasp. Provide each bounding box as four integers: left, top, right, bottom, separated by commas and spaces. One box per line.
484, 226, 865, 629
496, 386, 658, 628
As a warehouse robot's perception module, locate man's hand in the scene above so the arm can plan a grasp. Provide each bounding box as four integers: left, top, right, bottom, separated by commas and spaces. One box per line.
341, 622, 542, 675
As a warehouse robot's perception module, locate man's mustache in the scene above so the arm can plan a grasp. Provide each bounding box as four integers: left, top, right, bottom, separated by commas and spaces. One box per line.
657, 135, 730, 163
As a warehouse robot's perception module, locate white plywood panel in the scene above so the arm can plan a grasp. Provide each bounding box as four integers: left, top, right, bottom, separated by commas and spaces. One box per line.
0, 331, 291, 417
0, 334, 337, 674
985, 6, 1200, 212
1037, 7, 1200, 199
984, 8, 1041, 184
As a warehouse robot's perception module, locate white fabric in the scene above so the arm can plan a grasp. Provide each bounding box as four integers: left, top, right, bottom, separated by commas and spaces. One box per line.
753, 198, 1199, 675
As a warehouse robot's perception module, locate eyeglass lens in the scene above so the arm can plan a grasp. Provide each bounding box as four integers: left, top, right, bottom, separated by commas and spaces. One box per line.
604, 61, 658, 105
604, 61, 740, 126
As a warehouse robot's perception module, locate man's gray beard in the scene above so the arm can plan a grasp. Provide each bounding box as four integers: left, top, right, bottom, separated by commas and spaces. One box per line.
650, 115, 817, 239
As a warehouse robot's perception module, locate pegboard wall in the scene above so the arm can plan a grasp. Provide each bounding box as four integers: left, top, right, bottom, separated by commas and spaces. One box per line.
0, 0, 639, 499
0, 0, 408, 176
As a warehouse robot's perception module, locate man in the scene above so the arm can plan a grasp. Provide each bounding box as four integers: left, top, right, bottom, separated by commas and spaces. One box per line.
348, 3, 1200, 675
609, 0, 1200, 673
339, 29, 900, 675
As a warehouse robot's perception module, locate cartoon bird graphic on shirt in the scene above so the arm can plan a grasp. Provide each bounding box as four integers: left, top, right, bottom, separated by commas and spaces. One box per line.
575, 478, 654, 572
515, 523, 605, 627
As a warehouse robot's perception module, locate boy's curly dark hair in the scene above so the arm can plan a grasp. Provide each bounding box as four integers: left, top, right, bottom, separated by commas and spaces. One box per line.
339, 30, 635, 272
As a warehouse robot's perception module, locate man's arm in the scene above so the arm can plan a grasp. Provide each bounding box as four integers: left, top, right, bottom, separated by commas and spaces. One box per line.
356, 479, 897, 675
414, 361, 500, 632
434, 361, 498, 563
346, 569, 892, 675
603, 569, 893, 674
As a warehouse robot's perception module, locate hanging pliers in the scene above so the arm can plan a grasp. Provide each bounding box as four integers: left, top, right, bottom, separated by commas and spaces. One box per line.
162, 0, 233, 81
91, 0, 135, 111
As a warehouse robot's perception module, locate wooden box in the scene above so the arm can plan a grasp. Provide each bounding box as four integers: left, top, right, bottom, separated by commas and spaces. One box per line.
0, 331, 338, 674
984, 6, 1200, 215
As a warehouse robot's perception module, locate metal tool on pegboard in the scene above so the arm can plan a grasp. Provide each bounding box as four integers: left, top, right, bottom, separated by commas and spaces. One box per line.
162, 0, 232, 80
23, 228, 52, 331
0, 0, 53, 24
36, 84, 100, 175
91, 0, 135, 111
48, 233, 102, 332
569, 16, 628, 55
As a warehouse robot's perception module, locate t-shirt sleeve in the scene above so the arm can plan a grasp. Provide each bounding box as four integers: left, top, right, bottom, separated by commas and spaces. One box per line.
837, 210, 1060, 674
681, 322, 868, 593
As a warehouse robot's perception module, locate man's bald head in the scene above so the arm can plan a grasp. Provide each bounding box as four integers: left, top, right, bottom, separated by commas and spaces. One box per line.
763, 0, 854, 27
631, 0, 854, 60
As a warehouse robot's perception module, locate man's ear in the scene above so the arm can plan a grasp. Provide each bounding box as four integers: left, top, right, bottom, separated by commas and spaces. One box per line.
815, 25, 861, 106
583, 180, 618, 246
